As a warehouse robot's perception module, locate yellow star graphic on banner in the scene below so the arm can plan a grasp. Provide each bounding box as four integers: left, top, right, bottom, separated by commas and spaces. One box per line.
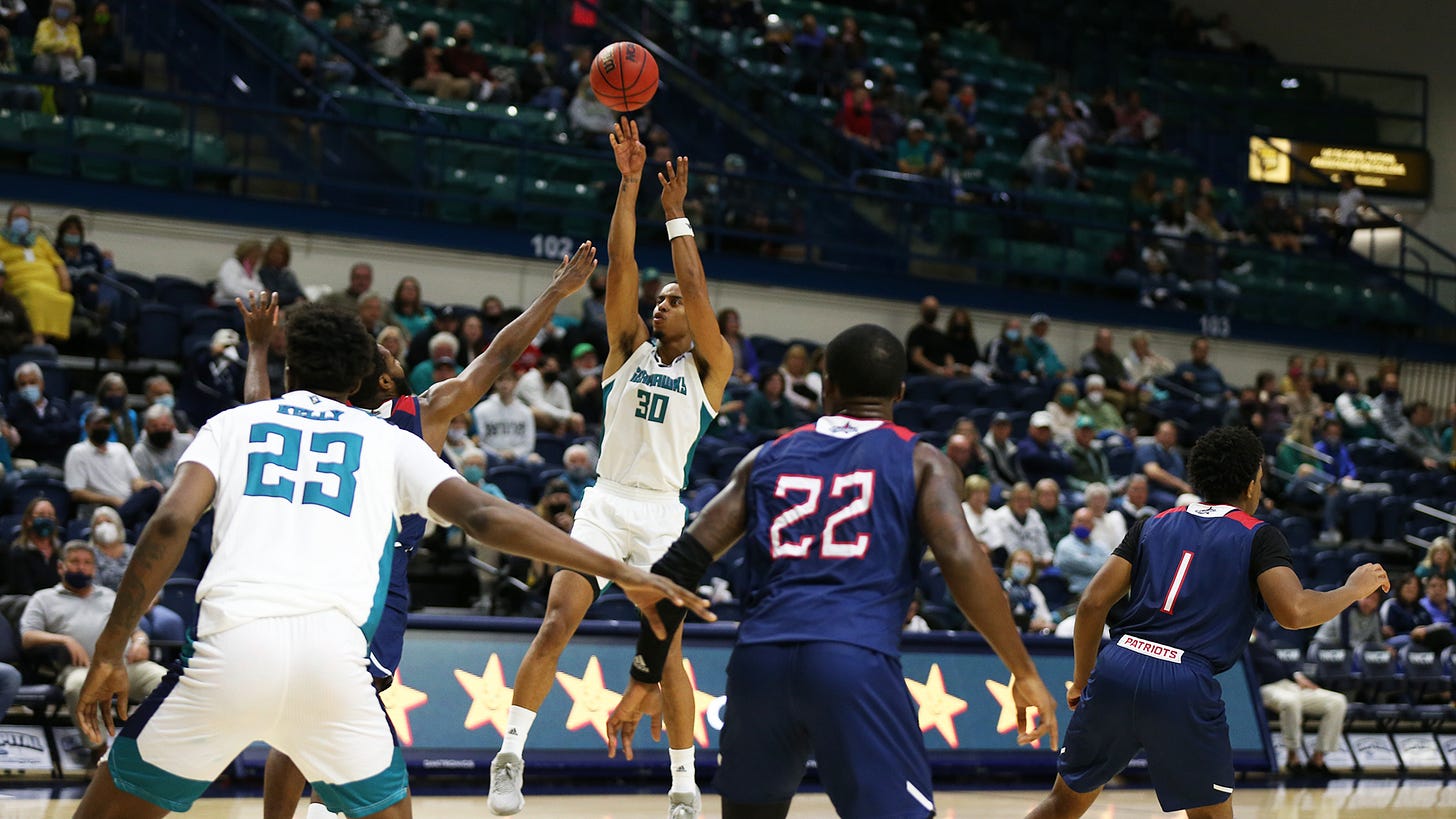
556, 656, 622, 742
454, 654, 515, 735
904, 663, 968, 748
985, 675, 1043, 748
379, 669, 428, 747
681, 659, 718, 748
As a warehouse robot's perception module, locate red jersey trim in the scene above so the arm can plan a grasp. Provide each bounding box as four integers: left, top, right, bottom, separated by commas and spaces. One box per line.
1154, 505, 1187, 519
886, 423, 917, 442
775, 423, 818, 441
393, 396, 419, 416
1227, 510, 1262, 530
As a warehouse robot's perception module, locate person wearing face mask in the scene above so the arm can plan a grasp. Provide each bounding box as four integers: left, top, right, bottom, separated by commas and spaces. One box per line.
87, 506, 133, 591
130, 404, 193, 488
518, 354, 586, 436
986, 317, 1034, 383
353, 0, 407, 60
1044, 381, 1081, 444
561, 444, 598, 506
905, 295, 955, 377
32, 0, 96, 85
0, 203, 74, 344
19, 541, 166, 766
54, 215, 120, 318
1054, 507, 1112, 601
441, 413, 475, 467
443, 19, 494, 101
457, 447, 505, 500
1003, 548, 1055, 633
6, 498, 63, 595
81, 372, 138, 448
520, 40, 566, 110
7, 361, 76, 467
143, 374, 191, 433
1370, 371, 1412, 442
64, 407, 165, 525
1076, 374, 1125, 435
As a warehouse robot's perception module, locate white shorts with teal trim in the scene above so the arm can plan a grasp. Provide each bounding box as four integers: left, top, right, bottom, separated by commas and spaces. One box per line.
572, 480, 688, 591
108, 607, 406, 818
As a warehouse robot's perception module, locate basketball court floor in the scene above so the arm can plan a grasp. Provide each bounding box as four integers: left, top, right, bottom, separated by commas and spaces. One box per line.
5, 781, 1455, 817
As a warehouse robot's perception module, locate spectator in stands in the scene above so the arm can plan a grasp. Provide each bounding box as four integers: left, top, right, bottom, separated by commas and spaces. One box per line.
1066, 417, 1110, 491
453, 314, 486, 366
915, 32, 952, 86
1416, 538, 1456, 586
746, 370, 796, 440
905, 296, 955, 377
1174, 336, 1232, 403
6, 497, 61, 594
31, 0, 94, 85
142, 374, 189, 434
86, 371, 138, 448
1122, 331, 1173, 401
1115, 474, 1158, 526
1285, 373, 1324, 433
561, 444, 597, 506
519, 41, 566, 110
790, 13, 826, 63
1045, 382, 1080, 443
1018, 412, 1073, 488
1003, 548, 1055, 633
288, 2, 352, 87
917, 77, 953, 123
387, 276, 433, 341
779, 344, 822, 419
21, 541, 167, 764
1034, 477, 1071, 543
1079, 328, 1135, 408
1249, 628, 1346, 776
961, 475, 1000, 557
196, 327, 245, 408
1136, 421, 1192, 508
1250, 194, 1304, 254
215, 239, 264, 304
1330, 176, 1370, 251
1054, 507, 1109, 599
1083, 482, 1125, 547
404, 330, 458, 395
561, 343, 603, 430
518, 355, 584, 437
987, 318, 1033, 383
356, 290, 391, 337
442, 20, 492, 101
318, 261, 372, 312
438, 414, 474, 470
1382, 573, 1431, 649
945, 430, 988, 480
257, 237, 306, 307
1308, 354, 1339, 404
8, 361, 74, 466
1112, 89, 1159, 147
405, 304, 460, 368
87, 505, 130, 589
131, 404, 191, 489
717, 309, 759, 384
452, 447, 503, 501
1313, 589, 1385, 652
65, 407, 163, 525
2, 203, 73, 343
55, 214, 118, 318
375, 326, 406, 369
836, 15, 867, 69
568, 77, 616, 145
983, 412, 1025, 490
1020, 118, 1075, 189
471, 369, 540, 464
1418, 575, 1455, 651
1395, 401, 1448, 471
944, 308, 980, 370
353, 0, 405, 60
896, 119, 940, 177
0, 264, 32, 356
555, 46, 593, 92
990, 482, 1052, 567
835, 84, 877, 150
1025, 313, 1066, 380
1076, 375, 1124, 436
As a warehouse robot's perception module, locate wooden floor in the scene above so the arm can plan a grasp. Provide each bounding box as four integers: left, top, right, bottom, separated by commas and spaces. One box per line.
6, 783, 1456, 818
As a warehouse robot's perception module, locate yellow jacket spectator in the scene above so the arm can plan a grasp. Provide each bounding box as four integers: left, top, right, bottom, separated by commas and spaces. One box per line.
32, 0, 96, 85
1, 204, 74, 342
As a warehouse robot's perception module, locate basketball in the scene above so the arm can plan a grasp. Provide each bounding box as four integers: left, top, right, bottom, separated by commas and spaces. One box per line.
589, 41, 659, 112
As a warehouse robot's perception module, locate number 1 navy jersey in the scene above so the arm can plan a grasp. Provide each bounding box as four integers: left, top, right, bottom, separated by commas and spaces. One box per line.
737, 416, 923, 657
375, 395, 426, 551
1111, 503, 1293, 673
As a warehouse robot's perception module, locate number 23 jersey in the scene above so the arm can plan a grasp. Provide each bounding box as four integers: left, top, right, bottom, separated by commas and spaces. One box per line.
179, 391, 460, 638
738, 416, 923, 657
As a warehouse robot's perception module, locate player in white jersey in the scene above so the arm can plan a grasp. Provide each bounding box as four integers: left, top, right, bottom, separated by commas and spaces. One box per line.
489, 118, 734, 819
67, 303, 711, 819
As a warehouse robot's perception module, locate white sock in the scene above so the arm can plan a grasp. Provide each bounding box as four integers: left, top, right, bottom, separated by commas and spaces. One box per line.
500, 706, 536, 757
669, 746, 695, 794
305, 803, 338, 819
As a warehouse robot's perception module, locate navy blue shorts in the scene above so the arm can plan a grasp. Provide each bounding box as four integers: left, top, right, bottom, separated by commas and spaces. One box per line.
1059, 643, 1234, 812
714, 642, 935, 819
367, 547, 411, 680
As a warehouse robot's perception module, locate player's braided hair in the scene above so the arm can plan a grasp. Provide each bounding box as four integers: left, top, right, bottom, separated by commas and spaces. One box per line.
1186, 425, 1264, 505
824, 323, 906, 400
284, 303, 377, 397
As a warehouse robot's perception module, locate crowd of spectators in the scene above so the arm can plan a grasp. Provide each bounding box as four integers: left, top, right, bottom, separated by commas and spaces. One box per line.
0, 0, 127, 106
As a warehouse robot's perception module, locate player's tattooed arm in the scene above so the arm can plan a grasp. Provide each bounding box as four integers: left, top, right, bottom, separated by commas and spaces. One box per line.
237, 291, 280, 404
420, 242, 598, 451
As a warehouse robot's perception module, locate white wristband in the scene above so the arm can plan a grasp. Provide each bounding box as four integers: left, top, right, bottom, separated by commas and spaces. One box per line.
665, 217, 694, 240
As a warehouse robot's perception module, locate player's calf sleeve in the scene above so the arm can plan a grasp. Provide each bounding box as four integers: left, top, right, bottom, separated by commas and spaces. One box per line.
500, 705, 536, 756
631, 533, 714, 684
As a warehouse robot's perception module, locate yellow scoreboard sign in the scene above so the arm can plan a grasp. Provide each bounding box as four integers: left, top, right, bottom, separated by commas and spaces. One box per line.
1249, 136, 1431, 197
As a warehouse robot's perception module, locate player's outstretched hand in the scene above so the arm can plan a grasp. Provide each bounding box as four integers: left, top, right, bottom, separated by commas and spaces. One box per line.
236, 290, 279, 348
1346, 562, 1391, 596
605, 679, 663, 761
550, 241, 598, 295
658, 156, 689, 218
610, 117, 646, 177
616, 569, 716, 638
75, 653, 129, 747
1011, 673, 1059, 751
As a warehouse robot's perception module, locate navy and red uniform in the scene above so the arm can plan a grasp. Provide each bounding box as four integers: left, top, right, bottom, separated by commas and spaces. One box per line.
1059, 503, 1293, 811
716, 415, 936, 819
366, 395, 428, 679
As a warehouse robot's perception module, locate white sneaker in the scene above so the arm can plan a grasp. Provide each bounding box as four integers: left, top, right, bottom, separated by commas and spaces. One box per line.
488, 752, 525, 815
668, 786, 702, 819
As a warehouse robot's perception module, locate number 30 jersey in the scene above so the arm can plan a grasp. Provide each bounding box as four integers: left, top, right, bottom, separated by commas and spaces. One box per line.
738, 416, 923, 657
179, 391, 461, 639
598, 341, 716, 493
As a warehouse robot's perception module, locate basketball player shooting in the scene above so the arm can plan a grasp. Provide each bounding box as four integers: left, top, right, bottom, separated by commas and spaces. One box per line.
487, 117, 734, 819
